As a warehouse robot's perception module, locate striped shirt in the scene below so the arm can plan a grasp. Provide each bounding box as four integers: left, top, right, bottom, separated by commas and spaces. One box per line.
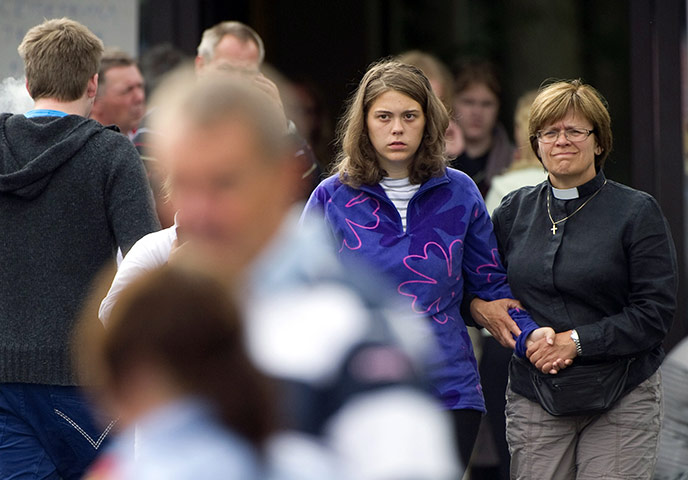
380, 177, 420, 231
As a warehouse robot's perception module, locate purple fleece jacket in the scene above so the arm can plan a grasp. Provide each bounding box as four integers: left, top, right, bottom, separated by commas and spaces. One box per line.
303, 168, 537, 411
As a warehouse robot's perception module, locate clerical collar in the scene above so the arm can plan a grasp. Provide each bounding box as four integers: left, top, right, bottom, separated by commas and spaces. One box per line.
25, 109, 68, 118
552, 187, 579, 200
549, 170, 606, 200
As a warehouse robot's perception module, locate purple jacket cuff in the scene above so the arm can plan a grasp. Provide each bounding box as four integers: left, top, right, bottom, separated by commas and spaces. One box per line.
510, 307, 538, 358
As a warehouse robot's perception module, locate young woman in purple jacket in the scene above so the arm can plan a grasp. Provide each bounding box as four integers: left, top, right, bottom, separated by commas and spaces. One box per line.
303, 59, 553, 466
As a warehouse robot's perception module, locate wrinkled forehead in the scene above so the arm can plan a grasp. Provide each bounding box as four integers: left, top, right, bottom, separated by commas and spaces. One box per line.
102, 64, 143, 90
204, 61, 259, 76
160, 114, 279, 171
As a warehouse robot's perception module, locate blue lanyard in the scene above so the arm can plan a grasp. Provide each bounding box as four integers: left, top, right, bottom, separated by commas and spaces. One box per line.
25, 109, 68, 118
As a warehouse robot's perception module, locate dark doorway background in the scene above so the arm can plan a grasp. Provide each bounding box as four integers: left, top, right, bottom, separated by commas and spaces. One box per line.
140, 0, 686, 349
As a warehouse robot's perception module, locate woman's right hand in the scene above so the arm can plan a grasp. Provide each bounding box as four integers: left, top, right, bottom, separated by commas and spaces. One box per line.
526, 327, 574, 374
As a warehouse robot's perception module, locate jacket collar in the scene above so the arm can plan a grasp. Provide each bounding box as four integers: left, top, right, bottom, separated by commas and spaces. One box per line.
358, 172, 450, 202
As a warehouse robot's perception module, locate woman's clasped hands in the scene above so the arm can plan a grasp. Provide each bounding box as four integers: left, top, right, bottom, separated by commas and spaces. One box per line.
471, 298, 574, 374
526, 328, 576, 374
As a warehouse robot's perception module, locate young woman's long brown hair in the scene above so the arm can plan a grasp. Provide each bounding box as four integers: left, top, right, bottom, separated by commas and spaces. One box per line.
334, 59, 449, 187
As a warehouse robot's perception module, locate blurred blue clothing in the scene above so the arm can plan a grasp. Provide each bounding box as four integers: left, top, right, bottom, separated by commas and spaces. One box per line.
86, 399, 264, 479
246, 212, 461, 479
245, 210, 441, 429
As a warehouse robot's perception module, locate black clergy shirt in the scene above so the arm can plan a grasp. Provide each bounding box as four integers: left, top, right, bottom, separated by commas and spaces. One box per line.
493, 170, 678, 403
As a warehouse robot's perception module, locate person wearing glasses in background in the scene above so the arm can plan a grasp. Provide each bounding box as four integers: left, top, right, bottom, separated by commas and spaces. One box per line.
484, 79, 677, 479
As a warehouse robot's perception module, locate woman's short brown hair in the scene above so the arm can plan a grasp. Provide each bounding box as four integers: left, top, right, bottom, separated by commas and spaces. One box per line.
334, 59, 449, 188
18, 18, 103, 102
529, 79, 613, 170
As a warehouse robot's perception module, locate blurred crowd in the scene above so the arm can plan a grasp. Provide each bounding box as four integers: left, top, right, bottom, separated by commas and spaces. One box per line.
0, 15, 683, 480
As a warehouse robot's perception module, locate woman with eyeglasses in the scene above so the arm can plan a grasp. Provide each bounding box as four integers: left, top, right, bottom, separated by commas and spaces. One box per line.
486, 79, 677, 479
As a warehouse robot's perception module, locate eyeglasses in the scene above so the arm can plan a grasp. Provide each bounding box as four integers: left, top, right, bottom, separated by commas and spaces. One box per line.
536, 128, 595, 144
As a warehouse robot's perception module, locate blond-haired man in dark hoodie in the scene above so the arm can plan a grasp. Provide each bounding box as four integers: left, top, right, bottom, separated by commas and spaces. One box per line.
0, 17, 159, 478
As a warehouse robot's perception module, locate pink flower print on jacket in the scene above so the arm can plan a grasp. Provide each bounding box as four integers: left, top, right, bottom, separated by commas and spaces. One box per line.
398, 239, 463, 324
338, 192, 382, 252
476, 248, 501, 284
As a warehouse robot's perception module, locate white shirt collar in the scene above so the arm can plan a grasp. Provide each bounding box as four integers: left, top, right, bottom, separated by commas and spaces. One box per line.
551, 186, 579, 200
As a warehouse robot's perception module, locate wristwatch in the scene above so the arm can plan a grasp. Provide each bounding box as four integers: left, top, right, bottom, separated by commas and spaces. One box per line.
570, 329, 583, 356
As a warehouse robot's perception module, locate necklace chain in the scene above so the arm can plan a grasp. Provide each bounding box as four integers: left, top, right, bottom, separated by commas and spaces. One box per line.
546, 180, 607, 235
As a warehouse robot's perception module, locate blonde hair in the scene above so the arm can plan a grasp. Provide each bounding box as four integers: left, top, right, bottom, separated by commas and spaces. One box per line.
197, 21, 265, 65
334, 60, 449, 187
396, 50, 454, 108
529, 79, 613, 169
509, 90, 541, 170
18, 18, 103, 101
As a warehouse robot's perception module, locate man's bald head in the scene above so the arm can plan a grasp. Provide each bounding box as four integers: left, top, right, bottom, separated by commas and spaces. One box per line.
195, 21, 264, 74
